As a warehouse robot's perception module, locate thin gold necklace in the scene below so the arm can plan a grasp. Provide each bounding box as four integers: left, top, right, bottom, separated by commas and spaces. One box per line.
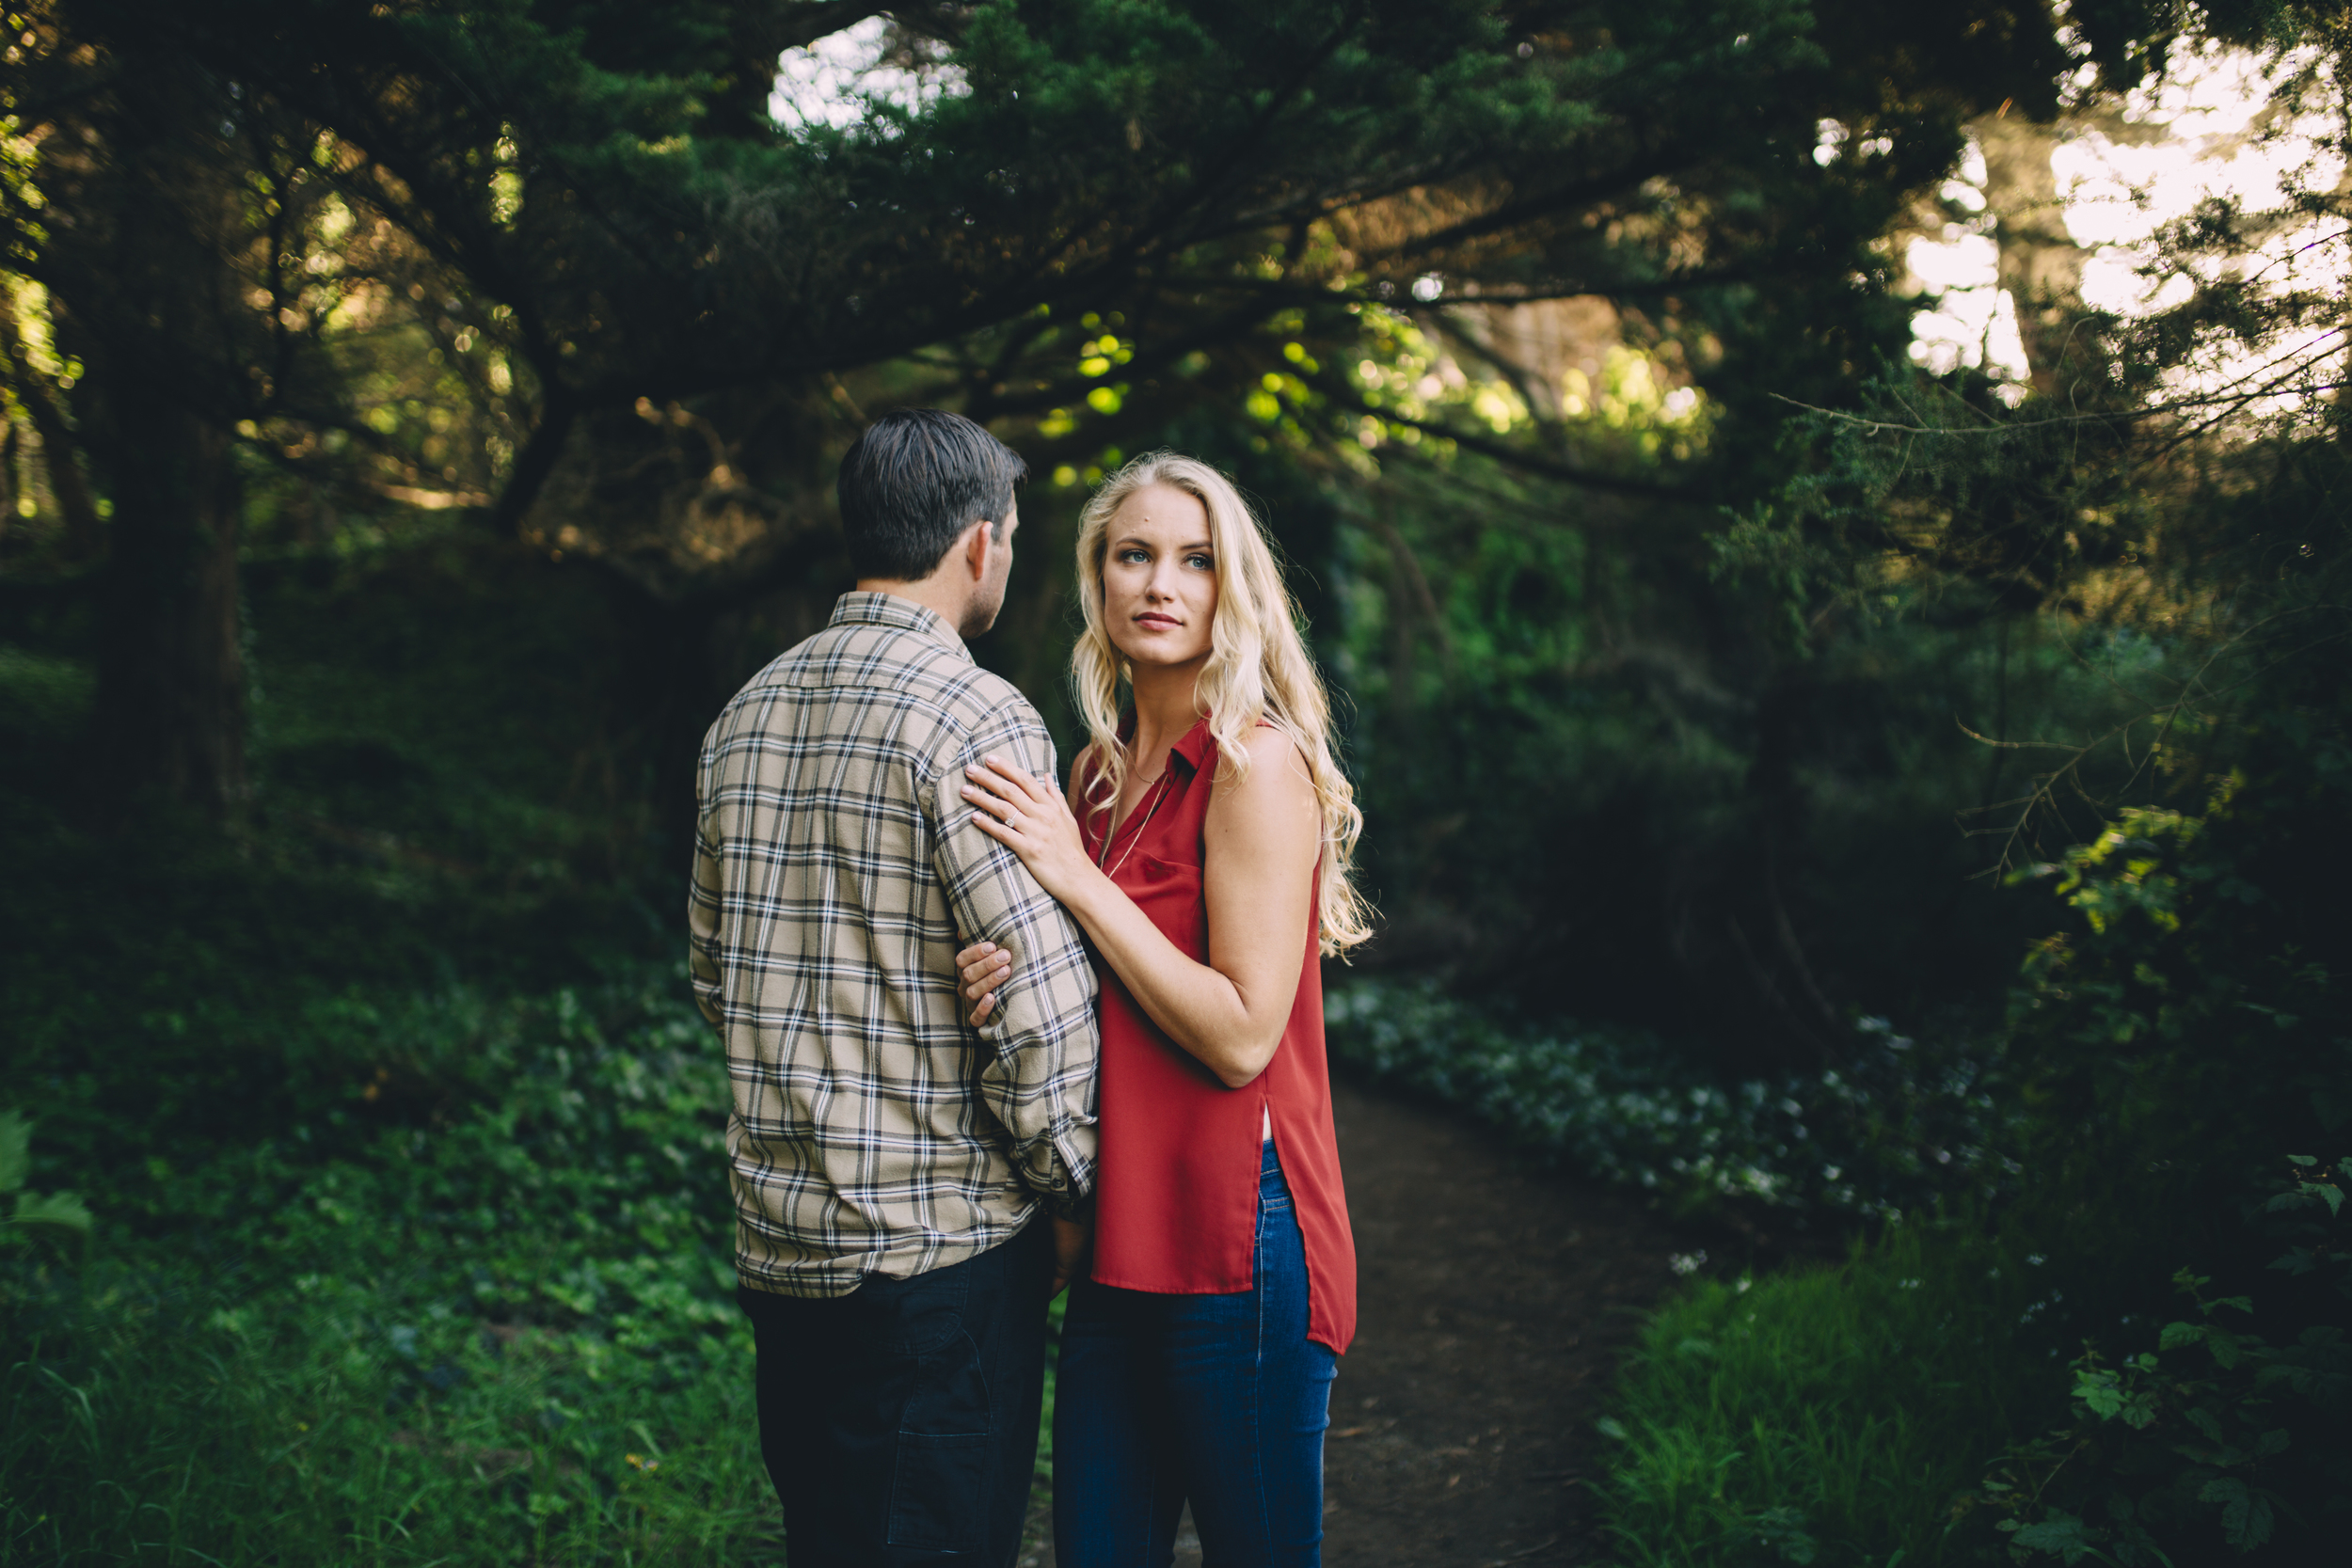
1097, 767, 1175, 881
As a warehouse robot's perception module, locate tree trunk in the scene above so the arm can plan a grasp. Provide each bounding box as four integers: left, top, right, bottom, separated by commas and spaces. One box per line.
87, 391, 246, 816
68, 179, 250, 817
47, 43, 253, 818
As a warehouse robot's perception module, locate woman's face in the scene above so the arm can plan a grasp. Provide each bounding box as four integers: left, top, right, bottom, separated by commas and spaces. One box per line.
1100, 483, 1218, 673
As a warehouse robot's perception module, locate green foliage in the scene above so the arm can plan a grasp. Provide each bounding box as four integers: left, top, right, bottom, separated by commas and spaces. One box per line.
1327, 979, 2009, 1221
2, 974, 788, 1566
2001, 769, 2345, 1227
8, 6, 2351, 1564
0, 1111, 89, 1257
1602, 678, 2352, 1564
1710, 370, 2158, 633
24, 0, 1986, 477
1961, 777, 2352, 1560
1603, 6, 2352, 1552
1314, 361, 2189, 1050
1968, 1259, 2351, 1563
1599, 1220, 2050, 1567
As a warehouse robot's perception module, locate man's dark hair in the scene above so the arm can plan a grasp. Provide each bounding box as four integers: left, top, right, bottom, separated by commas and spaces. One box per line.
837, 408, 1027, 580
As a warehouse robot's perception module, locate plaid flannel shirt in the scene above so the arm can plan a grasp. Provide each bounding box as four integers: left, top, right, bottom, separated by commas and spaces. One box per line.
690, 592, 1100, 1296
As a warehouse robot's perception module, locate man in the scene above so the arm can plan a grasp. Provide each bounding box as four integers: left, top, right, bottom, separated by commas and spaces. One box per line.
689, 408, 1100, 1565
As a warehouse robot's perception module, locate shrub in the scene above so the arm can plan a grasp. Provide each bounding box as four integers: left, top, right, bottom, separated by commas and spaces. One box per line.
1325, 980, 2007, 1222
1605, 720, 2352, 1565
1964, 1255, 2351, 1564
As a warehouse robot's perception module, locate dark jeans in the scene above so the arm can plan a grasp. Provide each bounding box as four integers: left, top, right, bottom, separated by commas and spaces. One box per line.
1053, 1143, 1340, 1568
739, 1217, 1054, 1566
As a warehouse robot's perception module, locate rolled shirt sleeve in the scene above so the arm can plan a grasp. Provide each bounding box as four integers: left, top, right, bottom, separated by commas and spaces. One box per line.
687, 815, 726, 1028
927, 716, 1100, 1218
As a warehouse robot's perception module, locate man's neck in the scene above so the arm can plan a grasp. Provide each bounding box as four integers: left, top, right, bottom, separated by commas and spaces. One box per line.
854, 577, 967, 642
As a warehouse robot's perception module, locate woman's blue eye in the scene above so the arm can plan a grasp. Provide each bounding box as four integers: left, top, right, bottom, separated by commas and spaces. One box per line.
1186, 554, 1215, 571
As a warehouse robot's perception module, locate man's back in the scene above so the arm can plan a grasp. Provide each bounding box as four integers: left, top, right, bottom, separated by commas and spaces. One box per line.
690, 591, 1097, 1296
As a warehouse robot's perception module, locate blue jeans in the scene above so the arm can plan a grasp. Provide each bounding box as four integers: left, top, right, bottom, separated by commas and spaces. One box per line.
1054, 1142, 1340, 1567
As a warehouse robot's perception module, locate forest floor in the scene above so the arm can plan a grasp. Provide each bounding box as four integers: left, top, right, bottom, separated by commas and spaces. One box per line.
1023, 1072, 1695, 1567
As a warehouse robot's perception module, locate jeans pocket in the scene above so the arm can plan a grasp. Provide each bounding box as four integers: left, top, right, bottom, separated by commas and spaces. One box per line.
864, 1262, 973, 1358
886, 1330, 995, 1551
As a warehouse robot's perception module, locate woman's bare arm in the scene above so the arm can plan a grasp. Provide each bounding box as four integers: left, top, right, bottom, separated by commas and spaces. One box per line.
958, 729, 1319, 1088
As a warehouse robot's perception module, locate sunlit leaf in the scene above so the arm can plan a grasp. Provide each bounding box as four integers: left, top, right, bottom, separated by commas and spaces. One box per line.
11, 1188, 91, 1235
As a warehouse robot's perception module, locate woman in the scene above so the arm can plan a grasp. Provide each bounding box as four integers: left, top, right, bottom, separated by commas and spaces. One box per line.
951, 451, 1372, 1567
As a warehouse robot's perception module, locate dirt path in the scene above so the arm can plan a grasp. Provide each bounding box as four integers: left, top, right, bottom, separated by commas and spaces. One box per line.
1025, 1072, 1691, 1566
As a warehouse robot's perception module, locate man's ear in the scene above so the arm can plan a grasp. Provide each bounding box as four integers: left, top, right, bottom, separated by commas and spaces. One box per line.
961, 516, 994, 582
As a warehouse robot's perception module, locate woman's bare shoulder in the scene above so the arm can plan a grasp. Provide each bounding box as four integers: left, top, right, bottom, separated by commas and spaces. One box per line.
1209, 723, 1316, 824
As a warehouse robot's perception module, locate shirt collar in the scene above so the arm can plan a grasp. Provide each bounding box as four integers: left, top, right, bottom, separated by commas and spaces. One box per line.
1115, 711, 1218, 775
829, 591, 968, 657
1167, 715, 1216, 774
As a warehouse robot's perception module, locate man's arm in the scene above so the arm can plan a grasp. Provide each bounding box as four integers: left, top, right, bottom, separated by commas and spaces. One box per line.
687, 800, 726, 1028
928, 709, 1100, 1217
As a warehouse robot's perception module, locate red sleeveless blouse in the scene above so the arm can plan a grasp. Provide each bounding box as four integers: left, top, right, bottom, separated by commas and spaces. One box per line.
1077, 716, 1357, 1354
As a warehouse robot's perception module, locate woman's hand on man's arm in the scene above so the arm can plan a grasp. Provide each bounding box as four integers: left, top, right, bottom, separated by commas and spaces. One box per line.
958, 730, 1319, 1088
959, 753, 1103, 905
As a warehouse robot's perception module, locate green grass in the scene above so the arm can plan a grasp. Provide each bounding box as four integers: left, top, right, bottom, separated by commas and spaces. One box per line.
7, 1263, 776, 1564
3, 974, 788, 1565
1599, 1223, 2056, 1568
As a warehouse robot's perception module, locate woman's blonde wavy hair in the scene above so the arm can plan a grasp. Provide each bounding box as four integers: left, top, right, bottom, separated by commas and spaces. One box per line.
1071, 451, 1373, 957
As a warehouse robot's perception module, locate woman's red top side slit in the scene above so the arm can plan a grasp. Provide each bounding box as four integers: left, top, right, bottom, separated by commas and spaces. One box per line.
1077, 715, 1358, 1354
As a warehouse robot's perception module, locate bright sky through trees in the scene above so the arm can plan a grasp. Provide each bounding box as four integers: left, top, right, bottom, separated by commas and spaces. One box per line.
762, 21, 2330, 436
768, 17, 967, 133
1904, 136, 2031, 383
1906, 41, 2346, 419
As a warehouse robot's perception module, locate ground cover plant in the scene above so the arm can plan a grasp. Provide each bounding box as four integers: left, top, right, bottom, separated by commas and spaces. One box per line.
1326, 986, 2008, 1224
3, 978, 783, 1566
